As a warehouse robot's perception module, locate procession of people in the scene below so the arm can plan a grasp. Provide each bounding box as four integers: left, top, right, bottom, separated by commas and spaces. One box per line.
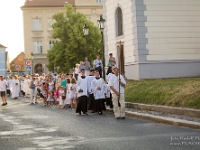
0, 55, 126, 119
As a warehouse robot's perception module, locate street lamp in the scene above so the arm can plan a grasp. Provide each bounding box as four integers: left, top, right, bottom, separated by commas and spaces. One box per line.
97, 15, 106, 80
83, 23, 89, 57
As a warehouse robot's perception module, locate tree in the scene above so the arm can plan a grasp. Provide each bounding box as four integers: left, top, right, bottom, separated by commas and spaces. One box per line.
46, 4, 102, 73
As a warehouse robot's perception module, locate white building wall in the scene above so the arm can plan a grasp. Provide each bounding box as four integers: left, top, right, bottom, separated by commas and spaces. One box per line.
143, 0, 200, 61
103, 0, 200, 79
104, 0, 139, 79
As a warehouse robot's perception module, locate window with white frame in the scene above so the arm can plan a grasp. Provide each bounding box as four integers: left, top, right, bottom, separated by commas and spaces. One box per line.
49, 41, 55, 50
32, 18, 42, 31
34, 41, 42, 54
96, 0, 103, 3
48, 19, 56, 30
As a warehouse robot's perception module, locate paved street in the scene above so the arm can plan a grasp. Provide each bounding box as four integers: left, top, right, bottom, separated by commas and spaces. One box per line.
0, 97, 200, 150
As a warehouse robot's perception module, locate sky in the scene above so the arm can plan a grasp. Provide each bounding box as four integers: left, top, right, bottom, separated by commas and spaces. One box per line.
0, 0, 25, 62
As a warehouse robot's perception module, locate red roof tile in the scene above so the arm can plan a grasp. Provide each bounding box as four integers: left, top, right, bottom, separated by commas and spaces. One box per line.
22, 0, 75, 7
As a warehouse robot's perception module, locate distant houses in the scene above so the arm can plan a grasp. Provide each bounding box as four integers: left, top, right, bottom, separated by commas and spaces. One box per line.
0, 44, 9, 76
10, 52, 25, 75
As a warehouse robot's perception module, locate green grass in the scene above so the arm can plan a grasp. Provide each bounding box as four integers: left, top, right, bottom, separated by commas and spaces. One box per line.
125, 78, 200, 109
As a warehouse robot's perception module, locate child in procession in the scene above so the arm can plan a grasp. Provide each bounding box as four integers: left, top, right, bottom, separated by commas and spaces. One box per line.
58, 86, 66, 109
69, 78, 77, 110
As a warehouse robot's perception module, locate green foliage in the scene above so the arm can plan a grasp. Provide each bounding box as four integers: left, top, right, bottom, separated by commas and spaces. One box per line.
46, 4, 101, 72
125, 78, 200, 109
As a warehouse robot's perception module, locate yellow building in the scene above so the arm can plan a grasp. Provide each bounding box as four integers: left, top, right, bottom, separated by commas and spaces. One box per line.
21, 0, 102, 73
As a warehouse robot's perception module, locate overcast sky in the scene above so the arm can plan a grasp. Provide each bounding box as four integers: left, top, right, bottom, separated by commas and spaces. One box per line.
0, 0, 25, 62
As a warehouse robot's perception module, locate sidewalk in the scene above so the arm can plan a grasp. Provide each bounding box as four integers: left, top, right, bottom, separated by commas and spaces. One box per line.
107, 103, 200, 129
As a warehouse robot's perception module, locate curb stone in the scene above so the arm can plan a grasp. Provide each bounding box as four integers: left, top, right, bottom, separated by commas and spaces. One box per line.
125, 102, 200, 118
125, 111, 200, 129
106, 106, 200, 129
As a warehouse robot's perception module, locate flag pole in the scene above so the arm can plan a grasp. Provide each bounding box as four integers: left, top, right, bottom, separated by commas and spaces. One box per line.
118, 41, 121, 107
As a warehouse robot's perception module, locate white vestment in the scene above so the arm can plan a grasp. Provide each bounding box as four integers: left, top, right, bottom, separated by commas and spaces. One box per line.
24, 79, 31, 95
12, 80, 19, 98
91, 78, 106, 100
86, 75, 95, 94
76, 76, 88, 98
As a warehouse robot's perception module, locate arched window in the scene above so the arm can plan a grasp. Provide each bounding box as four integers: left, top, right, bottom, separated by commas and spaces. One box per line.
116, 7, 123, 36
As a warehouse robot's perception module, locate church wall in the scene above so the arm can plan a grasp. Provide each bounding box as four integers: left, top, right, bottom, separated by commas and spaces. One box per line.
103, 0, 200, 79
104, 0, 139, 80
143, 0, 200, 61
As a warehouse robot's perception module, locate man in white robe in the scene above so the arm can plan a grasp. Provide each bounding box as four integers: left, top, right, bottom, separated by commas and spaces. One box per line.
91, 70, 106, 115
11, 76, 19, 99
76, 69, 88, 115
10, 76, 15, 96
108, 67, 126, 119
23, 76, 30, 98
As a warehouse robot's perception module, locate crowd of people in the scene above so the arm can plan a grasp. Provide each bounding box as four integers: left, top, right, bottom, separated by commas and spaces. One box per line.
0, 54, 126, 119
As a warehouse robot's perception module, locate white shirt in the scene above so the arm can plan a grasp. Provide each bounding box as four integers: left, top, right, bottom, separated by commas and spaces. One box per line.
0, 80, 7, 91
105, 84, 111, 98
107, 72, 114, 82
93, 59, 103, 68
48, 81, 54, 91
75, 67, 79, 74
108, 74, 126, 94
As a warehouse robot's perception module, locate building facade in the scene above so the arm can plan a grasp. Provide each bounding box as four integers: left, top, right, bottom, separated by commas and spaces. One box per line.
104, 0, 200, 80
0, 44, 7, 76
21, 0, 103, 74
10, 52, 25, 75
